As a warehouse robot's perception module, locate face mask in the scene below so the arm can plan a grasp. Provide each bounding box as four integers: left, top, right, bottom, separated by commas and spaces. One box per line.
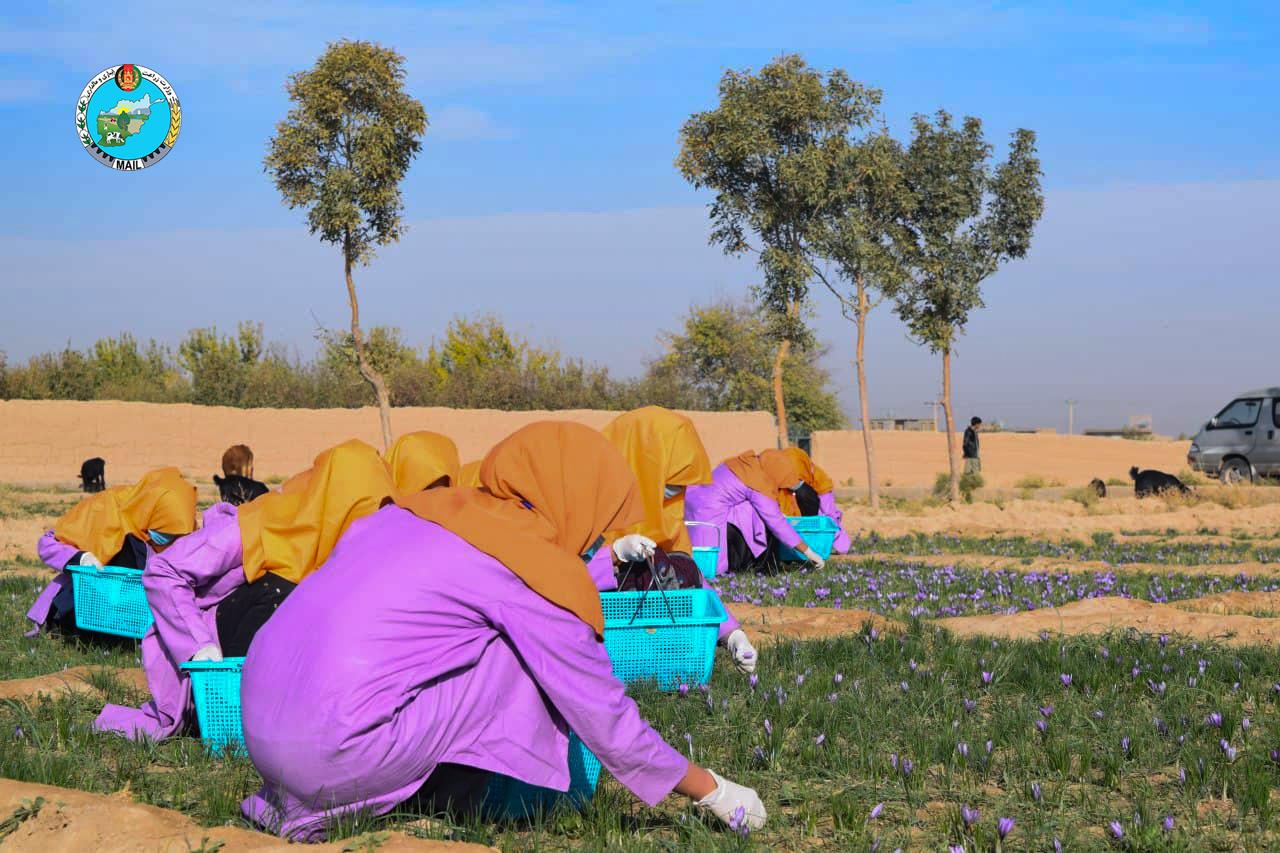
581, 535, 605, 564
663, 484, 684, 500
148, 529, 173, 546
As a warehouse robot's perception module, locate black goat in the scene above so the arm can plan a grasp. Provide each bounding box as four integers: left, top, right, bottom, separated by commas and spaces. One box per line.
79, 457, 106, 493
1130, 466, 1189, 498
1089, 478, 1107, 499
214, 474, 269, 506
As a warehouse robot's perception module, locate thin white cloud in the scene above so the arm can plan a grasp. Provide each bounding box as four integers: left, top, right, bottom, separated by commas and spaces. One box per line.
429, 105, 514, 141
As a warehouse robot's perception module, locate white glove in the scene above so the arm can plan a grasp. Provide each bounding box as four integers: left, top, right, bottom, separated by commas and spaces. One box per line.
78, 552, 103, 571
726, 629, 758, 675
191, 644, 223, 663
613, 534, 657, 563
696, 769, 767, 831
802, 548, 826, 570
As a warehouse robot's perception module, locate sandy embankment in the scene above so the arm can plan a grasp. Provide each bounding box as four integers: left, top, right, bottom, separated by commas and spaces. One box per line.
812, 429, 1191, 490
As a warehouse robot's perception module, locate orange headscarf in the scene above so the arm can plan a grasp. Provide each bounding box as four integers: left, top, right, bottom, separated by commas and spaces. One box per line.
398, 421, 643, 637
773, 447, 835, 514
54, 467, 197, 560
385, 431, 461, 492
724, 450, 799, 497
457, 459, 483, 488
238, 439, 400, 584
602, 406, 712, 553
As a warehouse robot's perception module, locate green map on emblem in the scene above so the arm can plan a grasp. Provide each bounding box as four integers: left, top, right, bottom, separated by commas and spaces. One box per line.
95, 93, 156, 147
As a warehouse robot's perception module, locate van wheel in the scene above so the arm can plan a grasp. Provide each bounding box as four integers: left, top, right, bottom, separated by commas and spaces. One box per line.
1221, 458, 1252, 485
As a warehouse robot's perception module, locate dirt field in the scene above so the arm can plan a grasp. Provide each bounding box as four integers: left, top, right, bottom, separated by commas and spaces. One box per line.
0, 400, 776, 484
811, 429, 1191, 489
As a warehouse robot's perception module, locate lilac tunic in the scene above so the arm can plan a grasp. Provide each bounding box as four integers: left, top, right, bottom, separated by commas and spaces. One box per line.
585, 545, 741, 641
684, 464, 804, 575
94, 503, 244, 741
818, 492, 852, 554
239, 505, 688, 841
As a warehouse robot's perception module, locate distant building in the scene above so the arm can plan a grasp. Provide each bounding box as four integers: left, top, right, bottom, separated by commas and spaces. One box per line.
868, 416, 935, 432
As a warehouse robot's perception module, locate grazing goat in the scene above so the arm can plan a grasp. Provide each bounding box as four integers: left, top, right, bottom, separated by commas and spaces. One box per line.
1089, 478, 1107, 499
79, 457, 106, 493
1130, 466, 1189, 498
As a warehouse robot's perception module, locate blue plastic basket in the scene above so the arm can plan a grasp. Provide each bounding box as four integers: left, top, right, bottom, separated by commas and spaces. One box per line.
483, 732, 602, 818
601, 588, 726, 690
776, 515, 840, 562
180, 657, 246, 753
691, 547, 720, 579
65, 565, 154, 639
685, 521, 721, 579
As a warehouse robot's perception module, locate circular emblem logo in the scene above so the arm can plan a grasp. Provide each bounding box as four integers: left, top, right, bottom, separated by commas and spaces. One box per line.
76, 64, 181, 171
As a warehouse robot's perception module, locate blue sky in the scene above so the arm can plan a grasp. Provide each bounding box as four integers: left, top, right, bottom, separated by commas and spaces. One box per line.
2, 1, 1278, 433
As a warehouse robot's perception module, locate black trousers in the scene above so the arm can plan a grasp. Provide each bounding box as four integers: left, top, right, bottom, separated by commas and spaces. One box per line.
215, 574, 296, 657
726, 523, 782, 574
408, 763, 493, 816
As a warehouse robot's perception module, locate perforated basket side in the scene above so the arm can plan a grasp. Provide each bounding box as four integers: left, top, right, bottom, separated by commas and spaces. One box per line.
776, 516, 840, 561
67, 566, 154, 639
181, 658, 246, 753
600, 589, 725, 689
692, 547, 719, 579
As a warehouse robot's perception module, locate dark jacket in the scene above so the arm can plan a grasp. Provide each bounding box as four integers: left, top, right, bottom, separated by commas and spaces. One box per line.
963, 426, 980, 459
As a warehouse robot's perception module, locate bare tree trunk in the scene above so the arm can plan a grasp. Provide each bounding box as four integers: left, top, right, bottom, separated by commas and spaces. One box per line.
940, 345, 959, 503
772, 337, 792, 449
853, 277, 879, 509
345, 252, 393, 451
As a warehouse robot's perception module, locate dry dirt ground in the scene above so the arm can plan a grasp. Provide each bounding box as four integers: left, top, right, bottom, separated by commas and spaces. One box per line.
0, 779, 492, 852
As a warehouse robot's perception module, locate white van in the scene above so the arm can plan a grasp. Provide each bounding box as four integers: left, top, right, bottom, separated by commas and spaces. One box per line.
1187, 388, 1280, 483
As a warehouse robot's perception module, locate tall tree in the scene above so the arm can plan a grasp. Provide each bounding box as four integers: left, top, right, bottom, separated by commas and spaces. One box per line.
676, 54, 879, 447
894, 112, 1044, 501
813, 131, 913, 509
264, 40, 427, 449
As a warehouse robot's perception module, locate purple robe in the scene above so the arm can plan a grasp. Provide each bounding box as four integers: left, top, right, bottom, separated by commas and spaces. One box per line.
818, 491, 852, 554
684, 464, 804, 575
239, 505, 689, 841
94, 503, 244, 741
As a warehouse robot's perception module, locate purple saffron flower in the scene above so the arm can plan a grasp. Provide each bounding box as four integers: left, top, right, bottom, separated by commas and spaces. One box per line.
1162, 815, 1174, 831
900, 680, 910, 693
1094, 709, 1105, 720
1243, 717, 1252, 731
1031, 782, 1042, 802
1121, 736, 1131, 754
834, 672, 844, 685
827, 692, 838, 703
764, 718, 772, 737
997, 817, 1015, 839
728, 804, 748, 837
961, 805, 979, 827
985, 739, 994, 754
1207, 712, 1223, 728
901, 758, 914, 777
890, 753, 898, 770
949, 847, 965, 853
981, 671, 993, 685
1109, 821, 1124, 839
957, 742, 970, 758
1039, 705, 1054, 718
963, 699, 977, 713
749, 674, 758, 689
1035, 719, 1048, 734
1271, 749, 1280, 765
815, 733, 826, 746
1060, 673, 1072, 687
1054, 839, 1063, 853
1221, 740, 1237, 762
753, 746, 766, 762
869, 802, 884, 820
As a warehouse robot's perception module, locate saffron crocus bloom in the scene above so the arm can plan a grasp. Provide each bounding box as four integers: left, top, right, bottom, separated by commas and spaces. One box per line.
1054, 839, 1063, 853
1039, 705, 1054, 718
900, 681, 910, 693
834, 672, 844, 685
901, 758, 914, 776
963, 699, 977, 713
1207, 712, 1223, 728
1163, 816, 1174, 831
981, 671, 993, 685
678, 684, 690, 697
815, 733, 826, 746
1109, 821, 1124, 839
1031, 782, 1042, 802
1060, 673, 1072, 687
1221, 740, 1237, 761
1121, 736, 1131, 754
890, 753, 898, 770
957, 742, 969, 758
869, 802, 884, 820
1035, 719, 1048, 734
764, 718, 772, 736
949, 847, 965, 853
961, 805, 979, 827
1270, 749, 1280, 764
1243, 717, 1252, 731
749, 674, 758, 689
997, 817, 1015, 839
